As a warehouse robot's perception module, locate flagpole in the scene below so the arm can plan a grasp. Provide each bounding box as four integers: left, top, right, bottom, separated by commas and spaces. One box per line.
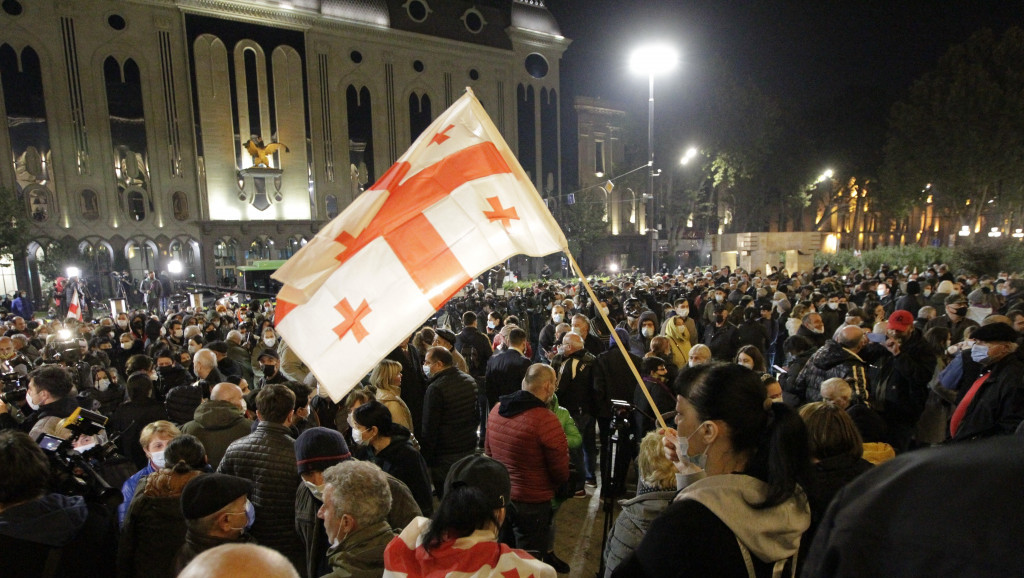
562, 250, 670, 432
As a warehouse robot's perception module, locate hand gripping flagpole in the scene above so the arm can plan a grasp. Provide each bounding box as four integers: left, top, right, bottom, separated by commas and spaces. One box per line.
563, 250, 669, 432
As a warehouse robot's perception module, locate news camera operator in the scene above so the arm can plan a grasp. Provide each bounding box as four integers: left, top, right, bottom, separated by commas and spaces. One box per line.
0, 430, 118, 577
0, 365, 80, 440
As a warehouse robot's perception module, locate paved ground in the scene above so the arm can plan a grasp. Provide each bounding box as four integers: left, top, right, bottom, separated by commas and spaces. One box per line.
551, 465, 638, 578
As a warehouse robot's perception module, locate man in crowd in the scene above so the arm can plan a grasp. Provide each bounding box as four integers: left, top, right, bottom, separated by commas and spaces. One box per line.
420, 346, 479, 494
218, 383, 305, 572
485, 326, 533, 409
181, 382, 252, 468
551, 332, 597, 486
0, 365, 79, 439
177, 473, 256, 570
794, 324, 871, 406
485, 364, 570, 571
0, 430, 117, 576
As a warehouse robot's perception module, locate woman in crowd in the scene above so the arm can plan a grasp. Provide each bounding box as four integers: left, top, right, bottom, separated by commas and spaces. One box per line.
613, 363, 811, 577
351, 400, 433, 516
798, 401, 872, 548
119, 434, 209, 578
735, 345, 767, 374
384, 455, 555, 577
603, 430, 679, 576
369, 360, 414, 432
662, 312, 692, 370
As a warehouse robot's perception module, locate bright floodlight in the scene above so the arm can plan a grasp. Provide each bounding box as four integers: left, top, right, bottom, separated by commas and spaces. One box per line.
680, 147, 698, 165
168, 260, 183, 274
629, 44, 678, 76
609, 263, 620, 273
66, 266, 80, 278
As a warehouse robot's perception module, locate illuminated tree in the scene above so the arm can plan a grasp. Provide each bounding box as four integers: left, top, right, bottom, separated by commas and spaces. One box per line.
882, 27, 1024, 228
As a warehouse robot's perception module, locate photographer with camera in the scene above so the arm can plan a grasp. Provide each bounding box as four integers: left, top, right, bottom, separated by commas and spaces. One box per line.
0, 430, 118, 577
0, 365, 80, 440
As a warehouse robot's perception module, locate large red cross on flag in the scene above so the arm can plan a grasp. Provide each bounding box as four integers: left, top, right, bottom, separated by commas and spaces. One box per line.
272, 90, 567, 401
66, 290, 82, 321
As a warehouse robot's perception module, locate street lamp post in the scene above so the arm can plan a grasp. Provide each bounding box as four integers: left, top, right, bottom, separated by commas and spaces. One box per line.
630, 44, 678, 274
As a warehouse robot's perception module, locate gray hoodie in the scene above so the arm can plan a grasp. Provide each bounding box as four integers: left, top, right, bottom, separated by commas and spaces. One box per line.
677, 474, 810, 565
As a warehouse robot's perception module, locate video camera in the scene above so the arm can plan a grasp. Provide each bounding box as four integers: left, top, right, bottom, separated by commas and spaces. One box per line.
36, 407, 123, 506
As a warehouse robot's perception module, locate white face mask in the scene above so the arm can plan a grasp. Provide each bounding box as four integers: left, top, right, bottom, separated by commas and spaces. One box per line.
422, 364, 432, 378
116, 319, 129, 328
877, 287, 887, 297
677, 308, 689, 318
303, 480, 325, 501
150, 450, 166, 469
173, 329, 183, 338
715, 295, 724, 303
188, 344, 200, 354
96, 378, 111, 392
641, 327, 655, 339
551, 313, 564, 323
26, 391, 40, 411
264, 337, 277, 347
121, 342, 133, 351
486, 321, 496, 329
827, 302, 839, 310
75, 443, 97, 454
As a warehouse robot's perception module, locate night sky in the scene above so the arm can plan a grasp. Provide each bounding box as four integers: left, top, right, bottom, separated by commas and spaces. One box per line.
548, 0, 1024, 179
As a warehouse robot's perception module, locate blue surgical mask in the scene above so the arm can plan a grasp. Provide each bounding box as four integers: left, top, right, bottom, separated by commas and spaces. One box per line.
971, 343, 989, 363
229, 499, 255, 531
674, 422, 711, 470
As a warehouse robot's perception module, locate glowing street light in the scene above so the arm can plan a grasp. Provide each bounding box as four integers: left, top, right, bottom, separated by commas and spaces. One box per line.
167, 260, 183, 274
816, 169, 834, 183
630, 43, 678, 274
66, 266, 81, 278
680, 147, 698, 165
609, 263, 619, 273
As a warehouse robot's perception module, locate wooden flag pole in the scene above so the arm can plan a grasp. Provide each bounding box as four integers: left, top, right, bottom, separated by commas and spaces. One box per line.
562, 250, 670, 431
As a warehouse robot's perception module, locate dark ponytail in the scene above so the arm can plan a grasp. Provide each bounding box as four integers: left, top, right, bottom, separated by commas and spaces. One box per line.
164, 434, 207, 472
422, 485, 502, 552
685, 363, 811, 509
746, 401, 811, 509
352, 400, 398, 438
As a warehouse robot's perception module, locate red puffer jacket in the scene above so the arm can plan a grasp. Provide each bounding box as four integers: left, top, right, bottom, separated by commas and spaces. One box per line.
485, 390, 569, 504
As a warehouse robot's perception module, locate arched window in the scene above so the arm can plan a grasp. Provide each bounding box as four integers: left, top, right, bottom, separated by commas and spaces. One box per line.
80, 189, 99, 220
172, 191, 189, 221
326, 194, 339, 218
126, 190, 146, 221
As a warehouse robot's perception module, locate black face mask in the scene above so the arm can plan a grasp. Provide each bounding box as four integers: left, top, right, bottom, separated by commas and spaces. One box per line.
953, 306, 968, 317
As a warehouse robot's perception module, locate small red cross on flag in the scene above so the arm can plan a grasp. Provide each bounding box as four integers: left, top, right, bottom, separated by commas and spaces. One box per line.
271, 89, 567, 402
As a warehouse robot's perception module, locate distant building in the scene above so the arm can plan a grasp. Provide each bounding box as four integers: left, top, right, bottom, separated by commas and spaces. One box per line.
0, 0, 568, 301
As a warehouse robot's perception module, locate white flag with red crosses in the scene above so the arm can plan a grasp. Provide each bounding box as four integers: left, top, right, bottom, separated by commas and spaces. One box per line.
66, 290, 82, 321
272, 89, 567, 402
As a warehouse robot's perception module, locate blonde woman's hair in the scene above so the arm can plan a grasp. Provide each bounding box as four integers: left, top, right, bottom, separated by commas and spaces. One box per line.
370, 359, 402, 393
638, 431, 677, 490
139, 420, 181, 449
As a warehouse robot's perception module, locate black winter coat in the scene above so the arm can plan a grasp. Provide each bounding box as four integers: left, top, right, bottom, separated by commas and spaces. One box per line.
950, 352, 1024, 441
597, 349, 645, 419
794, 341, 870, 405
484, 348, 532, 408
370, 426, 434, 516
218, 421, 304, 570
420, 367, 478, 464
871, 330, 937, 428
386, 346, 425, 438
164, 384, 203, 425
551, 349, 597, 415
110, 398, 169, 469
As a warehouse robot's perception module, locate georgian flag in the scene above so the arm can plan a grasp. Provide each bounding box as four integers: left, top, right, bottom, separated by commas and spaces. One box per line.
66, 289, 82, 321
272, 90, 567, 401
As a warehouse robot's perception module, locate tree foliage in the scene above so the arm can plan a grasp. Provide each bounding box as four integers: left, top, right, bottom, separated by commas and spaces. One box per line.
0, 186, 35, 262
882, 27, 1024, 220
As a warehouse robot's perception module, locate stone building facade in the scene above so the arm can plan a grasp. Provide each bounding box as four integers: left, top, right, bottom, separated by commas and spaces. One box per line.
0, 0, 567, 301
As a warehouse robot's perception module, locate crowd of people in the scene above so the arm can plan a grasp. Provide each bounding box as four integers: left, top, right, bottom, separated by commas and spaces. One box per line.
1, 260, 1023, 577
